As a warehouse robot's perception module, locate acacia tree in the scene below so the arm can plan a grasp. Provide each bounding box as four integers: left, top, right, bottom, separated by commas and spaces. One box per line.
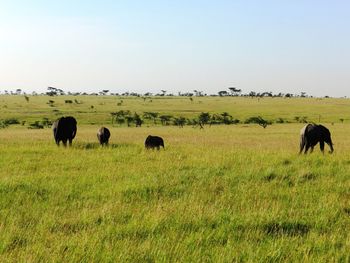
221, 112, 233, 124
159, 115, 172, 125
134, 113, 143, 127
218, 91, 228, 97
173, 117, 186, 128
111, 110, 131, 126
228, 87, 241, 96
198, 112, 211, 127
244, 116, 272, 128
143, 112, 159, 124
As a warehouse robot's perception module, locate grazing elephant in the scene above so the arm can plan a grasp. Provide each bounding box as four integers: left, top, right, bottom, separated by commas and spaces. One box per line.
52, 116, 77, 147
145, 135, 164, 150
97, 127, 111, 146
299, 124, 334, 154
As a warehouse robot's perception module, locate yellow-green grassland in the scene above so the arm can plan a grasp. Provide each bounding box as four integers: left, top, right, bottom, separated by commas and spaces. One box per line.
0, 95, 350, 262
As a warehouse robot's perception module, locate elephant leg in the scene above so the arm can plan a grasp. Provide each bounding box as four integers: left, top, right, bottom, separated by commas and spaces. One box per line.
299, 137, 305, 154
69, 139, 72, 146
310, 146, 314, 153
62, 139, 67, 147
320, 141, 325, 153
304, 144, 310, 154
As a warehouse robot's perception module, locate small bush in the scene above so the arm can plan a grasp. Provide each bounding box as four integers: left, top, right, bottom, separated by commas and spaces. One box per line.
294, 116, 308, 123
173, 117, 186, 127
3, 118, 20, 125
28, 121, 44, 129
245, 116, 272, 128
0, 121, 8, 129
275, 118, 285, 123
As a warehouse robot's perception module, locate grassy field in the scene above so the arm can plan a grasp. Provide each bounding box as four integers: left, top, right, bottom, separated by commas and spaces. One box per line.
1, 95, 350, 124
0, 95, 350, 262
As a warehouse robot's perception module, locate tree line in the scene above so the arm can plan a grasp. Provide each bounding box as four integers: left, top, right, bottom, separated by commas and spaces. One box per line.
108, 111, 315, 129
0, 87, 331, 99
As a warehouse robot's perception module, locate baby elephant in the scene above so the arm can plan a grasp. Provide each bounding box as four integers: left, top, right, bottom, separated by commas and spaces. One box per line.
145, 135, 164, 150
97, 127, 111, 146
299, 123, 334, 154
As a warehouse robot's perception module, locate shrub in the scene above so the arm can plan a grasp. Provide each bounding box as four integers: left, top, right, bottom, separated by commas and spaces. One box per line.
0, 121, 8, 129
245, 116, 272, 128
198, 112, 211, 126
275, 118, 285, 123
294, 116, 308, 123
3, 118, 20, 125
41, 118, 53, 127
28, 121, 44, 129
159, 115, 173, 126
173, 117, 186, 127
134, 113, 143, 127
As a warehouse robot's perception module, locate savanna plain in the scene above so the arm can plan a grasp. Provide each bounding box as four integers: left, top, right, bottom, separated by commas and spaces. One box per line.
0, 95, 350, 262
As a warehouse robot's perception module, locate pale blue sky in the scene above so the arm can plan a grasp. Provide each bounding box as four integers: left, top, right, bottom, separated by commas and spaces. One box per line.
0, 1, 349, 96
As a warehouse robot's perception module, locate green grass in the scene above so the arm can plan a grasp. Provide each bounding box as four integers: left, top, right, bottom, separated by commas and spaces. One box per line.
0, 95, 350, 262
1, 94, 350, 124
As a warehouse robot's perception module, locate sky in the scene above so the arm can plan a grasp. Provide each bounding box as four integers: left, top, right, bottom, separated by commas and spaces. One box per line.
0, 0, 349, 97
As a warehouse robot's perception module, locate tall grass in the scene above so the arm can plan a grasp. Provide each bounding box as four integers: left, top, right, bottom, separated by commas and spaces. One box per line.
0, 96, 350, 261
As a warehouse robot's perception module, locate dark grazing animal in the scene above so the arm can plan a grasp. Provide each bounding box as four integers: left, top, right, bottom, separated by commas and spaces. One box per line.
52, 116, 77, 147
145, 135, 164, 150
299, 123, 333, 154
97, 127, 111, 145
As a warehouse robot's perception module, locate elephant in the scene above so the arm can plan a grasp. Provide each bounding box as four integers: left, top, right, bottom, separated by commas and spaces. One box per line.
299, 123, 333, 154
145, 135, 164, 150
52, 116, 77, 147
97, 127, 111, 146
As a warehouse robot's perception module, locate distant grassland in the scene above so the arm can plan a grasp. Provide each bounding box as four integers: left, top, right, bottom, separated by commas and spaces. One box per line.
0, 95, 350, 262
1, 95, 349, 125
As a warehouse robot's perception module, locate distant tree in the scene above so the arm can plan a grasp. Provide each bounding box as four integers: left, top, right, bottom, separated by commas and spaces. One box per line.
249, 91, 256, 98
159, 115, 172, 125
218, 91, 229, 97
125, 116, 134, 127
47, 87, 58, 96
294, 116, 308, 123
209, 114, 223, 125
244, 116, 272, 128
143, 112, 159, 124
116, 117, 125, 126
134, 113, 143, 127
173, 117, 186, 127
198, 112, 211, 127
228, 87, 241, 96
220, 112, 234, 124
57, 89, 65, 95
